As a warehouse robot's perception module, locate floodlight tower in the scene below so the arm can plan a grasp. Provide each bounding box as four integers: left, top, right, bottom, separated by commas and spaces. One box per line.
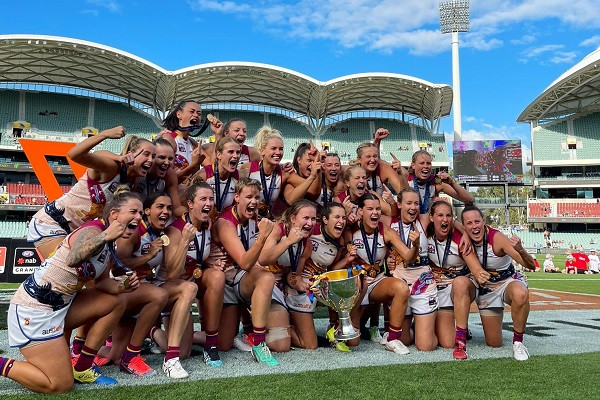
439, 0, 470, 142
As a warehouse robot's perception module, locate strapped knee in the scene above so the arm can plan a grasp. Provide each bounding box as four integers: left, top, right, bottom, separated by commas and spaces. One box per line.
265, 327, 290, 343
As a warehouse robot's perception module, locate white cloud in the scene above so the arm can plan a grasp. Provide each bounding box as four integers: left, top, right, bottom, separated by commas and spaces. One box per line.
86, 0, 121, 13
187, 0, 600, 55
580, 35, 600, 48
549, 51, 577, 64
511, 34, 536, 45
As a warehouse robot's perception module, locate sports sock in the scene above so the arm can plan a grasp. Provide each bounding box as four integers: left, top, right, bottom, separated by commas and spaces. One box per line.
121, 344, 142, 365
387, 324, 402, 342
205, 330, 218, 348
0, 357, 15, 377
455, 326, 467, 344
71, 335, 86, 355
252, 326, 267, 346
165, 346, 179, 362
74, 345, 97, 372
513, 330, 524, 344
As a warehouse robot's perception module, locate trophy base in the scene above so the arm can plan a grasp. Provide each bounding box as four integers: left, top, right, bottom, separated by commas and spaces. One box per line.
335, 314, 360, 341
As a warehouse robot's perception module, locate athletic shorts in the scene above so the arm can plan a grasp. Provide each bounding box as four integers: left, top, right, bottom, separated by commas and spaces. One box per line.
476, 271, 528, 311
405, 271, 438, 316
271, 283, 287, 309
8, 303, 69, 348
437, 276, 477, 309
226, 269, 247, 305
285, 277, 317, 313
361, 273, 386, 306
27, 216, 67, 245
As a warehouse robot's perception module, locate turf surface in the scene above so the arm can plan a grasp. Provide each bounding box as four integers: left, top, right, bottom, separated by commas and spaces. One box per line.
2, 352, 599, 400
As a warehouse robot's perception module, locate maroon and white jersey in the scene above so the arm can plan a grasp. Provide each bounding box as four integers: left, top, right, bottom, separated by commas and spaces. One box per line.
169, 214, 211, 281
427, 230, 469, 287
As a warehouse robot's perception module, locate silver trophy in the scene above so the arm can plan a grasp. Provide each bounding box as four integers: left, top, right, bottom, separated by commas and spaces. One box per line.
312, 270, 361, 340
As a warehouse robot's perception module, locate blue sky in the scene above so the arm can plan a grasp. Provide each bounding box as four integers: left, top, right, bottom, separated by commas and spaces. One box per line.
3, 0, 600, 166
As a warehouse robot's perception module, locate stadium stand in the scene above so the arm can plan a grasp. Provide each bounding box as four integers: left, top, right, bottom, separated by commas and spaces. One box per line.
0, 220, 28, 238
0, 90, 19, 136
529, 202, 551, 217
94, 99, 159, 134
532, 121, 569, 161
322, 119, 371, 160
268, 114, 312, 159
24, 92, 88, 133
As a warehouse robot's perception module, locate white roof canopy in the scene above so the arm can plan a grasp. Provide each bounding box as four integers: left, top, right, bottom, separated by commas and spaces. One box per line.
518, 48, 600, 123
0, 35, 452, 131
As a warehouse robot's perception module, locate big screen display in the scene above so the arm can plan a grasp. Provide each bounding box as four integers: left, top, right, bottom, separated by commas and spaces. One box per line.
453, 140, 523, 183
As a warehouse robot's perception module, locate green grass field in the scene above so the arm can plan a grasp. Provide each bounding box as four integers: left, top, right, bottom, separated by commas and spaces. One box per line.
2, 352, 600, 400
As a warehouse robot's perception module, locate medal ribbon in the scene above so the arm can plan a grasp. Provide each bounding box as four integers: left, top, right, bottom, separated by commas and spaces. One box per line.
413, 176, 431, 214
259, 163, 278, 206
232, 206, 250, 251
185, 213, 206, 264
213, 164, 233, 212
360, 223, 379, 267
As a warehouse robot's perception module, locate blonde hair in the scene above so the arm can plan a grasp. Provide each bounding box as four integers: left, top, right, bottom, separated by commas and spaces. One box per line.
215, 136, 239, 154
343, 164, 366, 184
255, 126, 283, 150
356, 141, 378, 158
120, 135, 153, 156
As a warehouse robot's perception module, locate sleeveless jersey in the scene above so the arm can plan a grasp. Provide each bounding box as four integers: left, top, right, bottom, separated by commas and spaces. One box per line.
248, 161, 282, 208
12, 220, 111, 311
204, 164, 239, 211
427, 230, 469, 286
134, 176, 166, 202
238, 144, 251, 167
351, 222, 387, 283
33, 171, 123, 232
365, 168, 384, 195
306, 224, 341, 278
206, 206, 259, 284
407, 174, 438, 213
474, 227, 512, 272
169, 131, 194, 170
133, 220, 165, 280
389, 217, 429, 266
169, 214, 211, 281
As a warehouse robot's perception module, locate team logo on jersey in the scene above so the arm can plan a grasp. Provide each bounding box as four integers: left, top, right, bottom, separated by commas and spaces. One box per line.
108, 182, 119, 194
97, 250, 107, 263
141, 243, 151, 255
353, 239, 364, 248
178, 143, 186, 152
24, 318, 30, 326
428, 243, 435, 254
188, 241, 197, 251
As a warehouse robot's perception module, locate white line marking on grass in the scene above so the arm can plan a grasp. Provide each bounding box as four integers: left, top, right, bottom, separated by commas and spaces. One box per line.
531, 288, 600, 297
531, 292, 560, 299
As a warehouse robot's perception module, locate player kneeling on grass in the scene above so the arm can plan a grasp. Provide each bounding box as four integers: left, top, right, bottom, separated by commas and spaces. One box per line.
259, 199, 318, 351
344, 193, 419, 354
461, 205, 536, 361
208, 178, 279, 366
1, 190, 142, 392
114, 190, 199, 378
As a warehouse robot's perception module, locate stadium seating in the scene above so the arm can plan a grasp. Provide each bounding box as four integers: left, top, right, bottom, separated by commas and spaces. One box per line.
24, 92, 88, 133
94, 100, 159, 134
571, 113, 600, 160
4, 183, 70, 205
214, 110, 265, 143
414, 126, 449, 163
0, 90, 19, 136
517, 231, 600, 250
268, 114, 312, 159
321, 119, 371, 160
557, 202, 600, 217
0, 220, 28, 238
372, 120, 413, 162
532, 121, 570, 161
528, 202, 551, 217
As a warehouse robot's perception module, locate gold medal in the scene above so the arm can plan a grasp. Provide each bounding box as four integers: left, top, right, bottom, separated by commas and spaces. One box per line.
193, 267, 203, 279
160, 234, 170, 246
368, 269, 377, 278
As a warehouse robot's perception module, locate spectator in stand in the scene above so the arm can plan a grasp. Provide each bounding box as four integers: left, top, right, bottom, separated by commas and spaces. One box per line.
563, 254, 577, 274
543, 254, 560, 273
588, 249, 600, 274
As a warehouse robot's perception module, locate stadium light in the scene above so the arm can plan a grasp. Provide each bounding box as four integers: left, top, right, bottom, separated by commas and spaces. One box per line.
439, 0, 470, 141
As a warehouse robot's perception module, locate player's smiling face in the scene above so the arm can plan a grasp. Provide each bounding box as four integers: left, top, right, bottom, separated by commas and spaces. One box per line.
431, 202, 453, 240
462, 210, 485, 243
359, 147, 379, 173
217, 142, 241, 173
323, 206, 346, 239
225, 121, 248, 144
189, 188, 215, 225
133, 142, 156, 177
151, 144, 174, 178
400, 191, 420, 224
111, 198, 143, 239
145, 195, 172, 230
177, 102, 201, 128
412, 154, 432, 181
290, 206, 317, 238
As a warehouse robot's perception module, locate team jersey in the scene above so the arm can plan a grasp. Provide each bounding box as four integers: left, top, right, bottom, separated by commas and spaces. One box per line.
12, 220, 111, 312
365, 168, 383, 195
248, 161, 282, 216
389, 217, 429, 267
336, 192, 358, 215
427, 230, 469, 286
305, 224, 342, 279
407, 174, 438, 214
169, 131, 194, 171
264, 222, 308, 283
133, 176, 166, 202
206, 205, 259, 284
238, 145, 251, 167
203, 164, 238, 212
351, 222, 387, 283
473, 227, 511, 272
32, 169, 123, 232
132, 219, 165, 281
169, 214, 211, 281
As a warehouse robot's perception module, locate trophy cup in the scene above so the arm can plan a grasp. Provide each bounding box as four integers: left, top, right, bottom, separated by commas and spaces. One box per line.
312, 270, 362, 340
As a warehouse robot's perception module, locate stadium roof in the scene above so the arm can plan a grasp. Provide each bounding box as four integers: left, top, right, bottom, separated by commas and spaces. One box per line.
518, 47, 600, 124
0, 35, 452, 131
